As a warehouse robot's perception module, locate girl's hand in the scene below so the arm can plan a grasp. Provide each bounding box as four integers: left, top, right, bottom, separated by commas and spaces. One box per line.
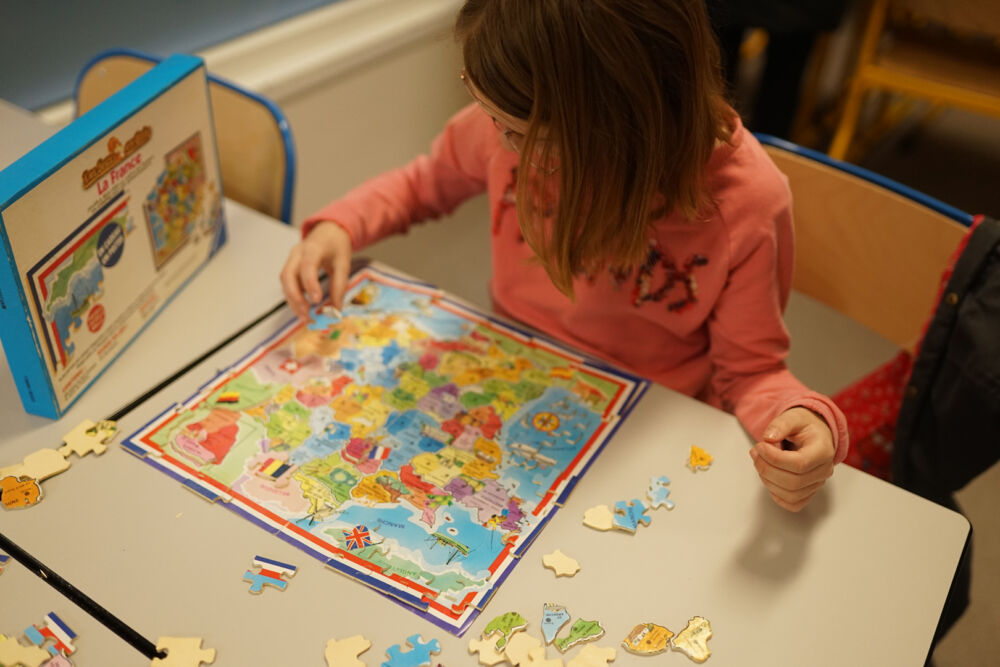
749, 407, 836, 512
280, 221, 352, 321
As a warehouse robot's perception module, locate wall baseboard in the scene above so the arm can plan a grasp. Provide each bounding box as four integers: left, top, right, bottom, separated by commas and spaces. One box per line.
38, 0, 461, 127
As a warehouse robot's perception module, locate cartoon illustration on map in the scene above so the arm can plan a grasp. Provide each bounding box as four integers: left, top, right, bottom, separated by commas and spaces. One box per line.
27, 192, 134, 372
124, 268, 647, 633
143, 132, 212, 268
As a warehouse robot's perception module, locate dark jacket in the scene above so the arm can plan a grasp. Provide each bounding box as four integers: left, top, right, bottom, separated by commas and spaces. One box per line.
891, 215, 1000, 648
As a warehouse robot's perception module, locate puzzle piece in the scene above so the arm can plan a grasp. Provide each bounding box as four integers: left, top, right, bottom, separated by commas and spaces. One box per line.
483, 611, 528, 651
1, 475, 43, 509
553, 619, 605, 653
621, 622, 673, 656
468, 633, 507, 666
59, 420, 117, 459
542, 550, 579, 577
612, 499, 651, 533
645, 475, 675, 510
670, 616, 712, 663
41, 654, 74, 666
0, 449, 70, 483
566, 645, 617, 667
582, 505, 614, 531
0, 634, 50, 667
242, 555, 297, 593
504, 632, 544, 666
541, 603, 571, 645
324, 635, 371, 667
0, 553, 10, 575
687, 446, 713, 472
24, 612, 76, 656
382, 634, 441, 667
152, 637, 216, 666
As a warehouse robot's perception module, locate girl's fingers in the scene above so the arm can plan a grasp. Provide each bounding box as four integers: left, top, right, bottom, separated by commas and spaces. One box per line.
279, 246, 310, 319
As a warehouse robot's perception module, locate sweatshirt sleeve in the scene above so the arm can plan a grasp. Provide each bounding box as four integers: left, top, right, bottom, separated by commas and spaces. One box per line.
706, 210, 850, 464
301, 103, 494, 247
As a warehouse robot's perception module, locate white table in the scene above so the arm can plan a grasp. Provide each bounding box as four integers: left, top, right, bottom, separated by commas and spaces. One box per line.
0, 101, 970, 666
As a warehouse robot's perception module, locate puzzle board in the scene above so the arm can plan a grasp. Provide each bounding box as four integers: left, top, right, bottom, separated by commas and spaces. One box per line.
123, 267, 647, 633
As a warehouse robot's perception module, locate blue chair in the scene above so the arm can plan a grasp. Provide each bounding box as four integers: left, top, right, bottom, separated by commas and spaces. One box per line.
75, 48, 296, 224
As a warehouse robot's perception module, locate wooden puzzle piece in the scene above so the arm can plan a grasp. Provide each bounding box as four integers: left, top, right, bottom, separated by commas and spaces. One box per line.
0, 449, 70, 483
468, 633, 507, 665
504, 632, 544, 666
611, 499, 651, 533
483, 611, 528, 651
324, 635, 371, 667
523, 645, 563, 666
687, 446, 713, 472
59, 420, 117, 459
241, 555, 297, 593
541, 603, 571, 645
645, 475, 675, 510
0, 634, 50, 667
152, 637, 216, 666
582, 505, 614, 531
621, 622, 673, 656
381, 634, 441, 667
40, 654, 74, 666
670, 616, 712, 663
0, 553, 9, 575
1, 476, 43, 509
566, 645, 617, 667
542, 550, 579, 577
553, 619, 605, 653
24, 612, 76, 656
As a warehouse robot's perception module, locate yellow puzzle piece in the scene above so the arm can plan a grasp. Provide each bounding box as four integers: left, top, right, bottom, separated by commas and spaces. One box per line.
622, 622, 674, 655
671, 616, 712, 663
687, 445, 713, 472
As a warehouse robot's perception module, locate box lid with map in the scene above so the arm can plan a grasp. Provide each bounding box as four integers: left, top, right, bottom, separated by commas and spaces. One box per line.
0, 54, 227, 418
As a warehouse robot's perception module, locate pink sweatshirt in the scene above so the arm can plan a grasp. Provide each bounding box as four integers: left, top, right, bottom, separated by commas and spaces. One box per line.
304, 104, 849, 462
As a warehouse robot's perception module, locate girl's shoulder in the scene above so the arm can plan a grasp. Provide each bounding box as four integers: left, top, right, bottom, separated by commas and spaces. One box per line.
702, 119, 792, 241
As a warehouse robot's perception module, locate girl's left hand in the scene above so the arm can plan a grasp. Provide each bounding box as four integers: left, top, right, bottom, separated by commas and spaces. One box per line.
749, 407, 836, 512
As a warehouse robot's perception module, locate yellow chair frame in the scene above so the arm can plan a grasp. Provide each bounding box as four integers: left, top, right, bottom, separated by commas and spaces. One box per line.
829, 0, 1000, 161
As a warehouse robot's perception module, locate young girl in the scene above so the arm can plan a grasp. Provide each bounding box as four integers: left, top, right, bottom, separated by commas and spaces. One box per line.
280, 0, 849, 511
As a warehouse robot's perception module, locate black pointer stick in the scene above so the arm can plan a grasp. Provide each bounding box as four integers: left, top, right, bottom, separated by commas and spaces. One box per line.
0, 532, 166, 660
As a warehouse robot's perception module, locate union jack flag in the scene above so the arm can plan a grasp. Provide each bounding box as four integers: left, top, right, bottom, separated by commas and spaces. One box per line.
343, 525, 372, 550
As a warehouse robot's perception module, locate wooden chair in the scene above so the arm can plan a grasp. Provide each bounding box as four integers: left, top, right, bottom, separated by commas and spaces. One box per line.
75, 48, 295, 224
828, 0, 1000, 161
759, 134, 972, 352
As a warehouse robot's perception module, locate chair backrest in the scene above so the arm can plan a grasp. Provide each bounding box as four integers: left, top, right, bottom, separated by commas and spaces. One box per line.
75, 48, 295, 224
758, 134, 972, 351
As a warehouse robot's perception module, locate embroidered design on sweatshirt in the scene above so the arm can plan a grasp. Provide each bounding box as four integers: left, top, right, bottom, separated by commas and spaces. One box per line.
628, 240, 708, 312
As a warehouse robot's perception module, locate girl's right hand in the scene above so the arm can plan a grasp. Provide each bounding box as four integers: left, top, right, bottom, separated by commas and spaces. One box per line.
280, 220, 353, 321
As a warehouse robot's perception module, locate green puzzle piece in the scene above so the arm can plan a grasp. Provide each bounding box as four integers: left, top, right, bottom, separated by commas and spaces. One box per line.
553, 618, 605, 653
484, 611, 528, 650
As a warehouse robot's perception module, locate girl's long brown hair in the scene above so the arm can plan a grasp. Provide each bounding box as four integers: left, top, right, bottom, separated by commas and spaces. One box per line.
455, 0, 732, 296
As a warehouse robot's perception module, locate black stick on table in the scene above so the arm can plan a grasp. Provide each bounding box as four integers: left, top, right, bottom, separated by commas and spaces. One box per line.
0, 531, 166, 660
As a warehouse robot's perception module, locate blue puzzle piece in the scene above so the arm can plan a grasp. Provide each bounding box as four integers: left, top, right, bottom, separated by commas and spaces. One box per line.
646, 475, 675, 510
242, 570, 288, 593
541, 603, 571, 644
382, 634, 441, 667
613, 498, 652, 533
